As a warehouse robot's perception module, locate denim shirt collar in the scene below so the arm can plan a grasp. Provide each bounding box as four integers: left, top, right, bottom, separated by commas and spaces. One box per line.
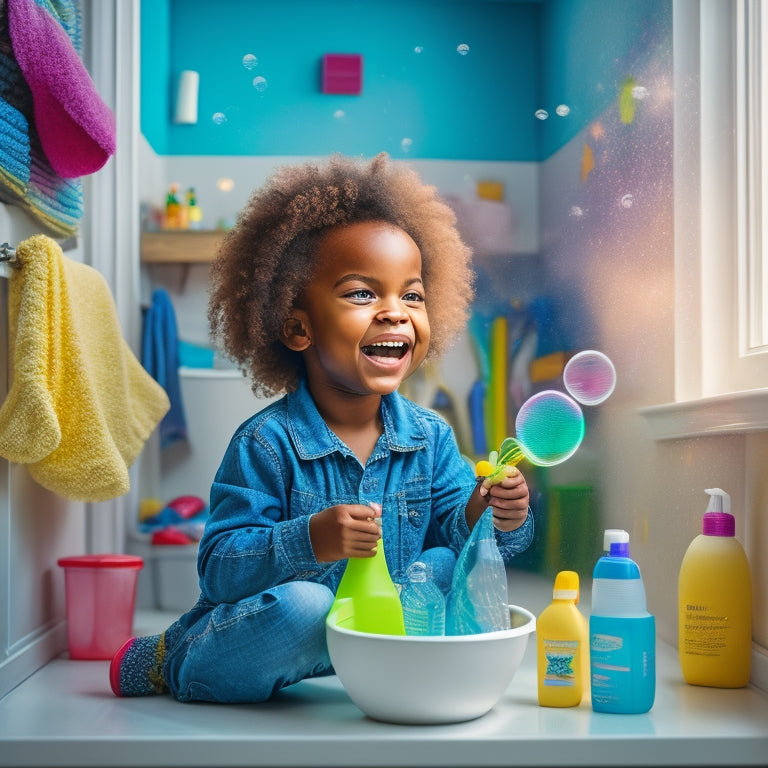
286, 378, 427, 461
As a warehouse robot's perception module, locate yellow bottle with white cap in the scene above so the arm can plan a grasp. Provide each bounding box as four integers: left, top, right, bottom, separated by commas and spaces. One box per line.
537, 570, 588, 707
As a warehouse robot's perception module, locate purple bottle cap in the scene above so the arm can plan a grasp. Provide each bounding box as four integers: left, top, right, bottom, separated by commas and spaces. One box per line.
609, 541, 630, 557
702, 512, 735, 537
703, 488, 734, 536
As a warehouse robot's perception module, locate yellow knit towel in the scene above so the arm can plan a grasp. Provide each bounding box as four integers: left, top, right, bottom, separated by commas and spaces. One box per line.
0, 234, 170, 501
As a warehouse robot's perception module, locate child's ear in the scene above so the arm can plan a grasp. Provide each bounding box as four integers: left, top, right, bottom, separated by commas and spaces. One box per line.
281, 314, 312, 351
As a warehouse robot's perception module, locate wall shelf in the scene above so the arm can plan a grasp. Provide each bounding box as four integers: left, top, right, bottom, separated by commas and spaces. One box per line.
140, 230, 226, 264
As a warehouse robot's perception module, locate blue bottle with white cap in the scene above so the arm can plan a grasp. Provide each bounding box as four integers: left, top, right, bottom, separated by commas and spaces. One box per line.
589, 529, 655, 714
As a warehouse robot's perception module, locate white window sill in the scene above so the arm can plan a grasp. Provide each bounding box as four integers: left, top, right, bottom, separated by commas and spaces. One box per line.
639, 388, 768, 440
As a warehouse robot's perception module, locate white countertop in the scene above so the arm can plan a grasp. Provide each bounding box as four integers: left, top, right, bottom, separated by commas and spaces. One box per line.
1, 572, 766, 767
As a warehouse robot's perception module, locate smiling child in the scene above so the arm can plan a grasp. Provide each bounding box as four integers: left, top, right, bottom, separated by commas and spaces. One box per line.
110, 152, 533, 703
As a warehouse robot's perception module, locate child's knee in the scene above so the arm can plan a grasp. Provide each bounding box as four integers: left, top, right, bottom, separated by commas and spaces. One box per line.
418, 547, 456, 595
279, 580, 335, 622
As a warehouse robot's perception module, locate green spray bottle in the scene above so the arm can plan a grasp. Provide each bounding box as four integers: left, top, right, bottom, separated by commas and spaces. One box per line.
328, 506, 405, 635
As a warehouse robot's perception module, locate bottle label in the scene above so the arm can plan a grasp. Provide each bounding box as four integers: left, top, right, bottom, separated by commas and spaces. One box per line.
589, 617, 656, 713
542, 638, 578, 687
681, 603, 728, 656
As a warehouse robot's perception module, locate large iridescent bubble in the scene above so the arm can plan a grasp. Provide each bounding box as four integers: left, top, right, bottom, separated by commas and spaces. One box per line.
515, 389, 585, 466
563, 350, 616, 406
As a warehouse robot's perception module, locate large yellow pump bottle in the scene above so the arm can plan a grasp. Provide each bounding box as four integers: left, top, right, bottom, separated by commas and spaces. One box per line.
678, 488, 752, 688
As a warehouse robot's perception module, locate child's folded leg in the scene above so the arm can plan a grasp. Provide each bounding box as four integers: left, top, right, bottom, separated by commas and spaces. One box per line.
165, 581, 334, 703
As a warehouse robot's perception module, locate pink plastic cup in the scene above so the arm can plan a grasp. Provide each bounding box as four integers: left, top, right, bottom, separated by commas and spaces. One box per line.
57, 554, 144, 660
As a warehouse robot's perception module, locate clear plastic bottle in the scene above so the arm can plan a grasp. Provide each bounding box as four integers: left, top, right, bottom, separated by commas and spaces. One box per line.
537, 570, 588, 707
589, 529, 655, 714
678, 488, 752, 688
400, 561, 446, 636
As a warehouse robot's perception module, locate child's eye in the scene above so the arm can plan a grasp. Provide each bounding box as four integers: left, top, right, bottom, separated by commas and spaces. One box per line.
345, 288, 375, 302
403, 291, 425, 304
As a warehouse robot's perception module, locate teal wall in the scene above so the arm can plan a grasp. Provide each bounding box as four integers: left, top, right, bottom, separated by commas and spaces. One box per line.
141, 0, 670, 162
538, 0, 671, 158
140, 0, 171, 155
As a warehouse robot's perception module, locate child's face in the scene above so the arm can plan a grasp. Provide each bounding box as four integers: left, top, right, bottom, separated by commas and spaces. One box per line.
293, 221, 430, 397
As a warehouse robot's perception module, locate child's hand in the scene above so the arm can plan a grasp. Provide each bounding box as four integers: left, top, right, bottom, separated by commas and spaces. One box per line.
309, 502, 382, 563
478, 466, 529, 532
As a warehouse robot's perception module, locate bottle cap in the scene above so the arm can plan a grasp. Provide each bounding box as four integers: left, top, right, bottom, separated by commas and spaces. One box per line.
406, 561, 428, 583
703, 488, 735, 536
603, 528, 630, 556
552, 570, 579, 601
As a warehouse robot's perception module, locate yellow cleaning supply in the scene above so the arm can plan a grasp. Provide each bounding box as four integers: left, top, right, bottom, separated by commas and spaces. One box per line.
678, 488, 752, 688
165, 184, 182, 228
186, 187, 203, 230
330, 515, 405, 636
537, 570, 588, 707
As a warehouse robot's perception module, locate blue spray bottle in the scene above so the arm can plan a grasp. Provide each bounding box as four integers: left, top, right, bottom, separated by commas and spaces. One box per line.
589, 529, 655, 714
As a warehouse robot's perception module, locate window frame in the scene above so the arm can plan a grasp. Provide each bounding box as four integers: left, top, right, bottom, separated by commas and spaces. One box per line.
643, 0, 768, 439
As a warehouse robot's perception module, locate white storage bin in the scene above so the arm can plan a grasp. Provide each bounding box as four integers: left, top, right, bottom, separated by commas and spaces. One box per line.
153, 543, 200, 612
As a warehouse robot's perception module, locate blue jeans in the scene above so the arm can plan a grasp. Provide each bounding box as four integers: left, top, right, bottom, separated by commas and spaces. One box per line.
162, 547, 456, 703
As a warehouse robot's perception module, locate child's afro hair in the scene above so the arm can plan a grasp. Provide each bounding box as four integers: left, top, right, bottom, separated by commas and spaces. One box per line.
208, 152, 474, 397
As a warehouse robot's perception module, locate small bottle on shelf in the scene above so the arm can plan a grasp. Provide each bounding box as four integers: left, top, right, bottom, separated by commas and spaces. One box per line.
164, 184, 181, 229
187, 187, 203, 230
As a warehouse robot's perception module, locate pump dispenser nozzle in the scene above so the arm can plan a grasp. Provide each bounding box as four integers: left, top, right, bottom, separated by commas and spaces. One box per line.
705, 488, 730, 514
703, 488, 735, 537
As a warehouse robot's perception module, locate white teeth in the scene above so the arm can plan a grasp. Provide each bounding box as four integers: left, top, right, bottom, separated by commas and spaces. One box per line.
369, 341, 405, 348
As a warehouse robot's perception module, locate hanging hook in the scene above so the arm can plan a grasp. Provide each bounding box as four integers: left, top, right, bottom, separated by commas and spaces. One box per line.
0, 242, 20, 268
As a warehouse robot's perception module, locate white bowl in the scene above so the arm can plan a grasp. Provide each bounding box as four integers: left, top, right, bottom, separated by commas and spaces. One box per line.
326, 601, 536, 724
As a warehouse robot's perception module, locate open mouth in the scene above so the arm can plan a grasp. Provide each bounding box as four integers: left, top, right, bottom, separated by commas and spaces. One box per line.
361, 341, 409, 359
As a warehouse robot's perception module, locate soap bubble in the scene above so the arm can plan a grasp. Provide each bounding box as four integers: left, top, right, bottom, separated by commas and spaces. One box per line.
252, 76, 267, 92
535, 109, 549, 120
563, 350, 616, 406
457, 43, 470, 56
414, 46, 424, 54
556, 104, 570, 117
334, 109, 346, 119
242, 54, 258, 70
620, 193, 635, 209
212, 112, 227, 125
401, 137, 413, 151
515, 390, 584, 466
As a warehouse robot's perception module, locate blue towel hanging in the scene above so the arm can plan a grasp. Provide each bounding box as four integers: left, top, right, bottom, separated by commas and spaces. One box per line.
142, 288, 188, 448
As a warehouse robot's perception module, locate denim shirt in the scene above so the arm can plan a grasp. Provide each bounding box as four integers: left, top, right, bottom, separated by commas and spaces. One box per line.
198, 378, 533, 605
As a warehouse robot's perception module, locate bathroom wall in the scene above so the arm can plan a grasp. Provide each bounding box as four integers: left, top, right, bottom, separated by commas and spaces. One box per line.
142, 0, 541, 161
